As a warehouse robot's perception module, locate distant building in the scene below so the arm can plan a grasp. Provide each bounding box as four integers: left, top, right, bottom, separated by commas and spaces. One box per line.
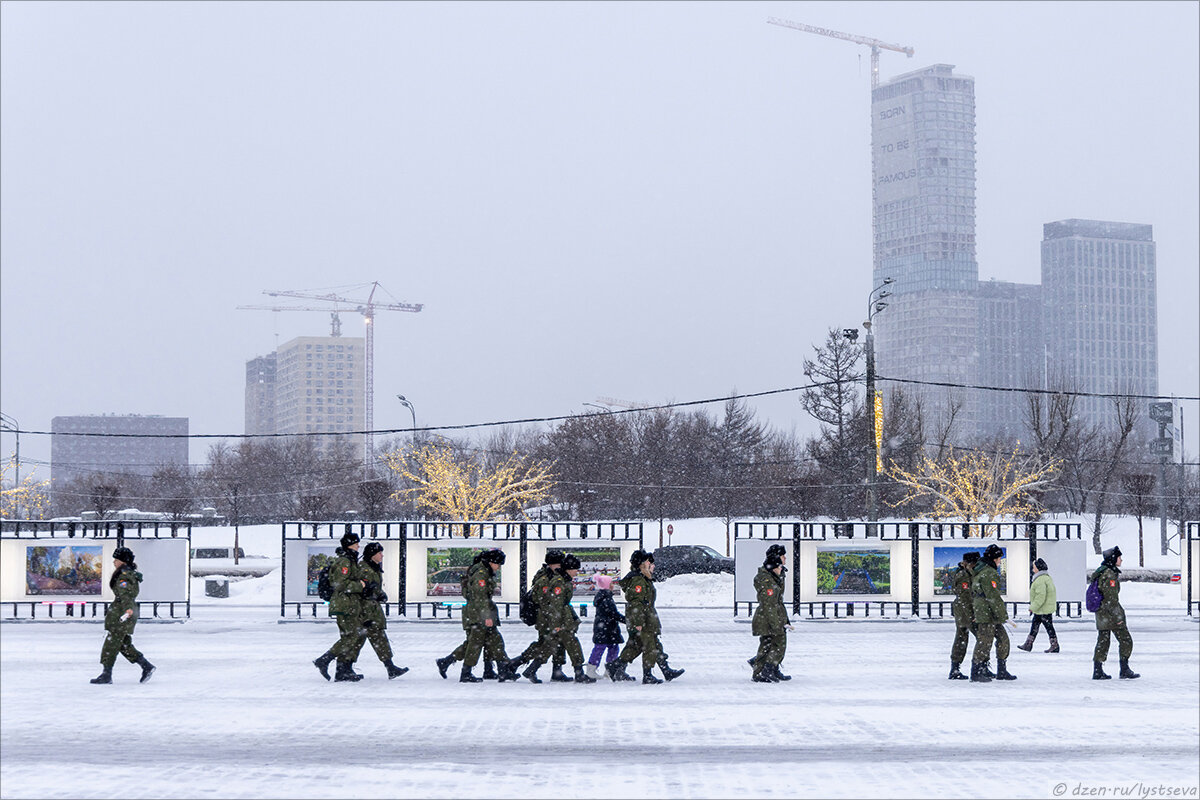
244, 353, 277, 436
871, 64, 979, 427
974, 280, 1043, 438
51, 414, 189, 490
1041, 219, 1158, 432
247, 335, 365, 460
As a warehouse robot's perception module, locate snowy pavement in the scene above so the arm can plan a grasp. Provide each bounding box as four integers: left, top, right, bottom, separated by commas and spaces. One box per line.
2, 577, 1197, 800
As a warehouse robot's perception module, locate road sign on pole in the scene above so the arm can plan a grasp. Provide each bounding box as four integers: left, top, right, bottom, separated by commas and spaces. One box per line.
1149, 402, 1174, 424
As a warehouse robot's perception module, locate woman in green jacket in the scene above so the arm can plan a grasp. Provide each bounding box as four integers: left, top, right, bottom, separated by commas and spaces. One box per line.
1018, 557, 1059, 653
91, 546, 155, 685
1092, 546, 1139, 680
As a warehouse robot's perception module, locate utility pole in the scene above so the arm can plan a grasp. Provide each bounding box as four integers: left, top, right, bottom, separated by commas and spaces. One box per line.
1149, 402, 1174, 556
864, 279, 894, 529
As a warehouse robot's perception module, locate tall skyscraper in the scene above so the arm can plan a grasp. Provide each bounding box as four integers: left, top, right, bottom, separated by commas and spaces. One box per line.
974, 280, 1044, 438
254, 335, 365, 459
871, 64, 978, 422
51, 414, 189, 492
244, 353, 277, 436
1041, 219, 1158, 431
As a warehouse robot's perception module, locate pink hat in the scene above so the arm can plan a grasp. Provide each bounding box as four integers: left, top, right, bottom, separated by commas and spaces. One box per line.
593, 574, 613, 590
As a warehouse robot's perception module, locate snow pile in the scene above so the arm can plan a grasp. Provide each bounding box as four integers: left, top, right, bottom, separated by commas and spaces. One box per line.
654, 572, 734, 608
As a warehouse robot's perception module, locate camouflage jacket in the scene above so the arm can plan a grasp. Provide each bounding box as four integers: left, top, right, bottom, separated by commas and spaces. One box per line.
360, 559, 387, 630
971, 561, 1008, 624
328, 549, 366, 618
537, 570, 573, 632
752, 567, 788, 637
462, 561, 500, 629
950, 563, 975, 627
618, 570, 660, 636
104, 565, 141, 631
1092, 565, 1126, 631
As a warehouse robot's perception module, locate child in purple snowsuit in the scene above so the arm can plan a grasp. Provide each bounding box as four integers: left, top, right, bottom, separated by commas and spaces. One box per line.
586, 574, 625, 679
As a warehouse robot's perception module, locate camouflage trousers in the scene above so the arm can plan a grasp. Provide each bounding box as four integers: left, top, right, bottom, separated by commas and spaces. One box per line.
461, 624, 511, 668
951, 624, 977, 664
517, 628, 564, 665
331, 614, 366, 661
1094, 626, 1133, 662
973, 623, 1010, 664
362, 619, 393, 663
754, 632, 787, 669
616, 626, 661, 669
100, 627, 143, 670
532, 627, 582, 668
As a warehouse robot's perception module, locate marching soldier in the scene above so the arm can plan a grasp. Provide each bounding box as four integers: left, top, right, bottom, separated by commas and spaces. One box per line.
751, 551, 792, 683
359, 542, 408, 679
90, 546, 155, 684
313, 532, 368, 682
971, 543, 1016, 682
747, 544, 787, 675
453, 549, 519, 683
1092, 546, 1139, 680
540, 553, 596, 683
948, 551, 979, 680
505, 550, 564, 683
607, 550, 680, 684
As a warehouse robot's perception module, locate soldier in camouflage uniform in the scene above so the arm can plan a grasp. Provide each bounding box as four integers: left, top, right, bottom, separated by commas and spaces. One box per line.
451, 549, 520, 683
947, 551, 979, 680
607, 550, 677, 684
970, 543, 1016, 682
537, 553, 596, 683
505, 550, 564, 683
751, 552, 792, 683
313, 532, 369, 682
1092, 546, 1139, 680
359, 542, 408, 680
91, 546, 155, 684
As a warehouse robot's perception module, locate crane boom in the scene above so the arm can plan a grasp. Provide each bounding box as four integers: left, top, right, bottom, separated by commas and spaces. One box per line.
767, 16, 914, 88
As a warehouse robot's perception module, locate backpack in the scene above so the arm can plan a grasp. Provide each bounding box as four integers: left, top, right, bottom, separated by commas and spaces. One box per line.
1085, 577, 1102, 613
316, 566, 334, 602
519, 588, 537, 626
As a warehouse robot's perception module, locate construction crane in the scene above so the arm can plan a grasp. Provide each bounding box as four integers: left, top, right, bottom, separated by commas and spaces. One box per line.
239, 282, 423, 469
236, 306, 349, 337
767, 16, 914, 88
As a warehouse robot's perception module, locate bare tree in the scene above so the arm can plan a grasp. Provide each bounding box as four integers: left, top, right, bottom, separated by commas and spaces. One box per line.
89, 484, 120, 520
1120, 473, 1155, 567
1089, 389, 1139, 554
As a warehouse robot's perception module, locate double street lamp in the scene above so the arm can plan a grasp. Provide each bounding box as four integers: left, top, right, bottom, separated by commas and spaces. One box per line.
396, 395, 417, 445
864, 278, 894, 525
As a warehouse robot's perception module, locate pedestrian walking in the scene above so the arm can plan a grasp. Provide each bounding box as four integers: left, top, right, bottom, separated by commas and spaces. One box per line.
751, 552, 793, 683
585, 573, 624, 680
534, 553, 595, 683
607, 550, 683, 684
441, 549, 519, 683
358, 542, 409, 679
505, 550, 564, 683
948, 551, 979, 680
90, 546, 155, 685
1018, 557, 1059, 653
971, 543, 1017, 682
1092, 546, 1139, 680
312, 532, 368, 682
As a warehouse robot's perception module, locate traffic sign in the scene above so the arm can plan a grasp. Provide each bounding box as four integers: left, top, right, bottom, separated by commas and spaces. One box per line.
667, 524, 673, 535
1149, 402, 1173, 424
1149, 438, 1173, 457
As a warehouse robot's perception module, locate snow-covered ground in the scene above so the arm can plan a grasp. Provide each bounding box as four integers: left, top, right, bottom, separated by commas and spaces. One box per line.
3, 515, 1195, 799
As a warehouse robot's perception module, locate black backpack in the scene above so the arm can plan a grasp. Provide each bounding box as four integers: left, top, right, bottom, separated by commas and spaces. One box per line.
316, 566, 334, 602
519, 588, 537, 626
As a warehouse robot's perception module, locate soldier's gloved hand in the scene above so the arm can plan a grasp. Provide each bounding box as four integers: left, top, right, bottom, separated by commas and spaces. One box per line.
376, 591, 388, 604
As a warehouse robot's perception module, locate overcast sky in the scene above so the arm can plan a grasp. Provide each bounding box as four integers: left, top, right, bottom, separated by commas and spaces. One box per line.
2, 0, 1197, 474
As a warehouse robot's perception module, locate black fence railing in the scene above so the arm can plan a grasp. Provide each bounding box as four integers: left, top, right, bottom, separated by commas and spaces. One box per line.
3, 600, 190, 621
0, 519, 192, 540
1188, 521, 1198, 617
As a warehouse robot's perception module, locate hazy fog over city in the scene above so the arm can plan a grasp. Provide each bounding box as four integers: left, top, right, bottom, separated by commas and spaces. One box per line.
2, 1, 1197, 472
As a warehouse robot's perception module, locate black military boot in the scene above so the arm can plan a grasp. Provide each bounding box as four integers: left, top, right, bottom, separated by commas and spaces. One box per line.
550, 664, 573, 682
334, 660, 364, 682
1093, 661, 1112, 680
657, 656, 685, 681
482, 659, 498, 680
497, 660, 521, 682
522, 661, 544, 684
573, 665, 597, 684
1119, 658, 1140, 679
606, 659, 636, 682
136, 656, 156, 684
751, 667, 774, 683
313, 650, 336, 681
949, 661, 968, 680
384, 660, 409, 679
435, 654, 456, 679
969, 661, 992, 683
642, 666, 664, 685
995, 659, 1017, 680
459, 664, 482, 683
1045, 637, 1060, 653
90, 667, 113, 685
770, 664, 791, 681
1016, 635, 1035, 652
983, 662, 996, 679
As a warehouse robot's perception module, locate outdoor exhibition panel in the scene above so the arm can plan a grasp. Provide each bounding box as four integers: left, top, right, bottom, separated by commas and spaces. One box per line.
279, 520, 642, 620
732, 521, 1084, 618
1188, 521, 1198, 614
0, 519, 191, 620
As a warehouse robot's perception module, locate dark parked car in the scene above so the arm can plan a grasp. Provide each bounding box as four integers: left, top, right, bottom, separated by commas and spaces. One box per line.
651, 545, 734, 580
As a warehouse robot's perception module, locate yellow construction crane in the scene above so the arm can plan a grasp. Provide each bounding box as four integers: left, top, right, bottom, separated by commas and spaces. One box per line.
238, 282, 423, 467
767, 16, 914, 88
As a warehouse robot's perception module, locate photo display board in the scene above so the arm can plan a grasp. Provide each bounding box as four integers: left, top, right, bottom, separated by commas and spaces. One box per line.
917, 539, 1030, 603
0, 537, 190, 605
733, 539, 794, 604
525, 540, 639, 598
282, 538, 402, 604
404, 541, 520, 605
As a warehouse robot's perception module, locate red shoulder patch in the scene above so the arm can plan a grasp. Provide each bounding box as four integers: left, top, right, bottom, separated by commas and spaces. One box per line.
478, 580, 485, 586
962, 583, 968, 589
341, 567, 348, 575
991, 581, 997, 588
554, 587, 562, 595
541, 586, 548, 594
766, 588, 774, 596
635, 585, 642, 593
1109, 580, 1116, 587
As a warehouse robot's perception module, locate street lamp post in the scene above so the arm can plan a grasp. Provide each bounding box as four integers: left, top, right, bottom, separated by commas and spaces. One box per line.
396, 395, 417, 447
864, 278, 894, 528
0, 413, 19, 519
